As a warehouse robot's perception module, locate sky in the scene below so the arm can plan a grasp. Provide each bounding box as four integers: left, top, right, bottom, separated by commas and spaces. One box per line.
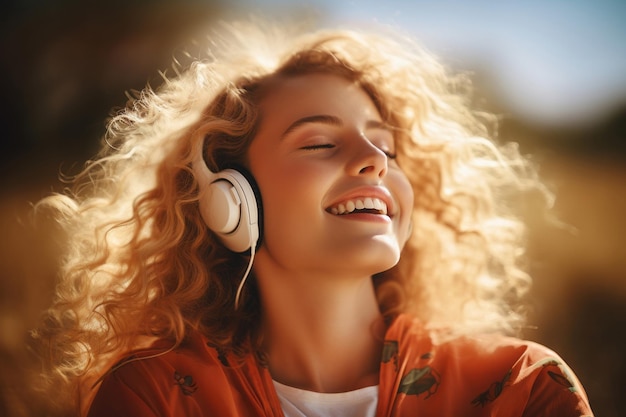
235, 0, 626, 128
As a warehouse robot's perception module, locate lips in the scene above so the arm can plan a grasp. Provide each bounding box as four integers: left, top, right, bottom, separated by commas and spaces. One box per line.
328, 197, 388, 215
326, 187, 395, 217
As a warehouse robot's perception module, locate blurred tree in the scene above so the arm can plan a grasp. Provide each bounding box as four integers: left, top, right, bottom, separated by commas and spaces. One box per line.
0, 2, 226, 416
0, 0, 226, 198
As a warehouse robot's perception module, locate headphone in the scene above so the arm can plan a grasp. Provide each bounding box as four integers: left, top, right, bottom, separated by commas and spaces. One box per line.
192, 138, 262, 254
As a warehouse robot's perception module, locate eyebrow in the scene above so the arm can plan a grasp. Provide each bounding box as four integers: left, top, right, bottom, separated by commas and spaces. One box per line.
281, 114, 390, 139
281, 115, 341, 139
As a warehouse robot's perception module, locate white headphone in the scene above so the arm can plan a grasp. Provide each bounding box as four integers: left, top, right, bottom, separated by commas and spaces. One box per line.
192, 139, 261, 253
193, 138, 262, 309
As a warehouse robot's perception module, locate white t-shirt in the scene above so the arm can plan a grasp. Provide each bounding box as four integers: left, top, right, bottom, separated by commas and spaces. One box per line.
272, 380, 378, 417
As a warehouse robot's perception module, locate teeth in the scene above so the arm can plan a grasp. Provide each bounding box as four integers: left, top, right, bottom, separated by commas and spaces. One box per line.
329, 198, 388, 215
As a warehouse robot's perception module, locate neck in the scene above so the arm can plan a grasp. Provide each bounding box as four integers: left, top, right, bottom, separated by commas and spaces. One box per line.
255, 267, 385, 393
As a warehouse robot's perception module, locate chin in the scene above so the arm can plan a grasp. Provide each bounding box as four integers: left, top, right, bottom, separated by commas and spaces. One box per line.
350, 241, 401, 272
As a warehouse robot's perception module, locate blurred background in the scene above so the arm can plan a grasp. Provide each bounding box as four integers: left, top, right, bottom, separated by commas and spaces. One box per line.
1, 0, 624, 415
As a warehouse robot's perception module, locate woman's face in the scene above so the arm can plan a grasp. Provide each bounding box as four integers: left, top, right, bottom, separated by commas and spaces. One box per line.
248, 73, 414, 278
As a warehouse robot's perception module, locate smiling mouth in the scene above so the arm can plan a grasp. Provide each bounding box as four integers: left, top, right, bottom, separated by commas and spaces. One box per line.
327, 197, 388, 216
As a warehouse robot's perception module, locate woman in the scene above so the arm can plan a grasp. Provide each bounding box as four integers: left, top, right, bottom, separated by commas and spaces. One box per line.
33, 21, 593, 416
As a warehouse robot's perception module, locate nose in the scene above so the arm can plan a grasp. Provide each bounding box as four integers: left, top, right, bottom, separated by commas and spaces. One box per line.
346, 133, 388, 179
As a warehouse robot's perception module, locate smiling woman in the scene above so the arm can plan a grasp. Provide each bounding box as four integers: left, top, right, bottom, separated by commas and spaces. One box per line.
248, 73, 413, 289
31, 19, 594, 417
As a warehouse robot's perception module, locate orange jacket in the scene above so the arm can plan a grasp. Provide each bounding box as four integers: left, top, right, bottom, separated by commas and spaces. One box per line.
88, 314, 593, 416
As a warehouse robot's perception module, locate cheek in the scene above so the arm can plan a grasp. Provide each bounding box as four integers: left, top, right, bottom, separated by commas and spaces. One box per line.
257, 157, 327, 200
257, 162, 310, 201
394, 171, 415, 214
256, 165, 319, 230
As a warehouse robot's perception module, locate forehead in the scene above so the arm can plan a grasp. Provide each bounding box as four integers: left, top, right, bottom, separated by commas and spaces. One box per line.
257, 73, 381, 122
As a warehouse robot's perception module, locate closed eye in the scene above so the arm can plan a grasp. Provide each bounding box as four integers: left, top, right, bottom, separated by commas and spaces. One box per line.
302, 144, 396, 159
301, 144, 335, 150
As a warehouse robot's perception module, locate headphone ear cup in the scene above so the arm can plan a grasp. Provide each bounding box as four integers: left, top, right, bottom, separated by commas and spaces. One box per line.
230, 166, 264, 251
198, 167, 262, 253
192, 137, 262, 253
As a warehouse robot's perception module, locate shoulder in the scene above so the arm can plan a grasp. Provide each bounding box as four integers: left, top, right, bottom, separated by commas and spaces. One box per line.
384, 314, 593, 415
98, 330, 229, 388
87, 331, 256, 417
388, 313, 567, 367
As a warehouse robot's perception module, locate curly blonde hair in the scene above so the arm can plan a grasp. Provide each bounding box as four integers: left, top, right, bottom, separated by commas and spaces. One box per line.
32, 20, 547, 414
